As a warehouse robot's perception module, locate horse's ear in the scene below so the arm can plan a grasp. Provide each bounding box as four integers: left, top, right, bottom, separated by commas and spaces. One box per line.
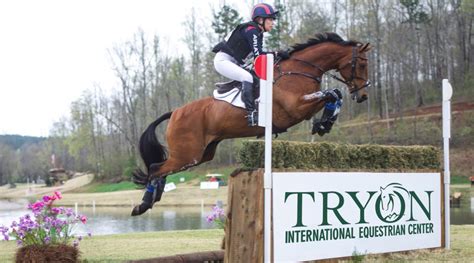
360, 43, 372, 52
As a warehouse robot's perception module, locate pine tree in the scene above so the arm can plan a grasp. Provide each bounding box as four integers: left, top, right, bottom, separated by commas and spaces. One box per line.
266, 0, 291, 50
212, 5, 243, 41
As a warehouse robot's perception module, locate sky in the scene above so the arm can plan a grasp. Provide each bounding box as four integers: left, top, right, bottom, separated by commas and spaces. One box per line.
0, 0, 253, 137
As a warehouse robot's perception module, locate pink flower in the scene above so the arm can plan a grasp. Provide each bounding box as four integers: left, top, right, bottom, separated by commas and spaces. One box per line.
31, 202, 44, 211
6, 191, 92, 248
54, 191, 62, 200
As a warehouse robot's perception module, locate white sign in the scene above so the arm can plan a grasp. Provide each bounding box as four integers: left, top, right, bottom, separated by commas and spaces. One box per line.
273, 172, 442, 262
200, 181, 219, 189
164, 182, 176, 192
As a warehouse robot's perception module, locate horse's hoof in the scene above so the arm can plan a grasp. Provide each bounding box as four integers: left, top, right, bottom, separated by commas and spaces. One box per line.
131, 203, 151, 216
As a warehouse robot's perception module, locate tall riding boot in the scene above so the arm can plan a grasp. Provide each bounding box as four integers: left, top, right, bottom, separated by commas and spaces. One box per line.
241, 81, 258, 126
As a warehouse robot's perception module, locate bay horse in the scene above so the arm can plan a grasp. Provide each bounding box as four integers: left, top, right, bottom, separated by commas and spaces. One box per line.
131, 32, 372, 216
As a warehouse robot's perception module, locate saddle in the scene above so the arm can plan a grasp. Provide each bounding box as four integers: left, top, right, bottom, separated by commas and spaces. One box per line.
214, 72, 260, 97
215, 80, 241, 94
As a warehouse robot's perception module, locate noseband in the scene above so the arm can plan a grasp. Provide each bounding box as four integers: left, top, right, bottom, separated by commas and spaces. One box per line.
274, 46, 371, 94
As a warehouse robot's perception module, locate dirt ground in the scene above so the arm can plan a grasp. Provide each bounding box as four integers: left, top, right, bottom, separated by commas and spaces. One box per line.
0, 173, 228, 207
0, 173, 94, 200
390, 101, 474, 117
340, 101, 474, 128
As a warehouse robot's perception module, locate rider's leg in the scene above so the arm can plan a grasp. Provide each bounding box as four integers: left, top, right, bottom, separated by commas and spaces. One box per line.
241, 81, 258, 126
214, 52, 252, 82
214, 52, 257, 126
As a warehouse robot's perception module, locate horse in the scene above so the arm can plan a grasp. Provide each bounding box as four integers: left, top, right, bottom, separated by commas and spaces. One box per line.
131, 32, 372, 216
376, 183, 410, 222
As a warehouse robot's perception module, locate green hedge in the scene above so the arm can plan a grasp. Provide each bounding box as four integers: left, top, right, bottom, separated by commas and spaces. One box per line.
239, 140, 440, 170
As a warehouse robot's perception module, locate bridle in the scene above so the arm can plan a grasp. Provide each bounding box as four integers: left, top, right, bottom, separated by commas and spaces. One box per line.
274, 46, 371, 94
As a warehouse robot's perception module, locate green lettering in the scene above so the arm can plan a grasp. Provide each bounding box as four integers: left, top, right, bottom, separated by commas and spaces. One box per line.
347, 191, 377, 224
284, 192, 315, 227
408, 191, 433, 221
319, 191, 350, 226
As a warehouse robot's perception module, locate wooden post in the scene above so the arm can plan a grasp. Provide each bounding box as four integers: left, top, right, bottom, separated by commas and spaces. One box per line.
224, 169, 264, 263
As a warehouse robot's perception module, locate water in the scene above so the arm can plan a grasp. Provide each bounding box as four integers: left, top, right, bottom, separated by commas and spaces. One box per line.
0, 201, 217, 236
450, 186, 474, 225
1, 187, 472, 236
73, 206, 217, 236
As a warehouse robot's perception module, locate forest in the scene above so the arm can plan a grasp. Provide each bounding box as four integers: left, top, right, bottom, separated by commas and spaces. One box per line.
0, 0, 472, 185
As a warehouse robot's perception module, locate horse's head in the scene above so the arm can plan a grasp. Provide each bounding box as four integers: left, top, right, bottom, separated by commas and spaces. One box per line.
379, 186, 395, 211
337, 43, 372, 103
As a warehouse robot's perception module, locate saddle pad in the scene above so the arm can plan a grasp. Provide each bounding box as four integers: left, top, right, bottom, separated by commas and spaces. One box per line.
213, 88, 246, 109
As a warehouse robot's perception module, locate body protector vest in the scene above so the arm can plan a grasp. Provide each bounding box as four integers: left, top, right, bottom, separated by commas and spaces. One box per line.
212, 21, 264, 64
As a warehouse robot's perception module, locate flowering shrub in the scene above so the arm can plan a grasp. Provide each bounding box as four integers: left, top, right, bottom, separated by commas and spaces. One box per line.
206, 205, 225, 229
0, 191, 90, 248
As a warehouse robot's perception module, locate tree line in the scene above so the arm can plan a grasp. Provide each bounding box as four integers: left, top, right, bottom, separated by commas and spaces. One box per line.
0, 0, 472, 185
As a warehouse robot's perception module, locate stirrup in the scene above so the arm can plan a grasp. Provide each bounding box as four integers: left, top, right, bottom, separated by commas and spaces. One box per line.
246, 110, 258, 126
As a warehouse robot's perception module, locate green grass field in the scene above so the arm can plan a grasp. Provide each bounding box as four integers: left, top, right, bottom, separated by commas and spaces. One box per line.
451, 175, 470, 185
0, 226, 473, 262
75, 166, 238, 194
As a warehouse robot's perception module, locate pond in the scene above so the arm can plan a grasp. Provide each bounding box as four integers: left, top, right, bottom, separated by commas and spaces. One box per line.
0, 201, 218, 236
1, 186, 472, 236
450, 186, 474, 225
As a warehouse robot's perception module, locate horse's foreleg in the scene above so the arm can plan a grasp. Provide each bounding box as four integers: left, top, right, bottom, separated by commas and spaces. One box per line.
297, 88, 343, 120
301, 91, 325, 102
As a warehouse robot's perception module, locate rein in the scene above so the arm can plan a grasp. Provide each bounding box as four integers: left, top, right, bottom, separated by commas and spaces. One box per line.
274, 46, 371, 94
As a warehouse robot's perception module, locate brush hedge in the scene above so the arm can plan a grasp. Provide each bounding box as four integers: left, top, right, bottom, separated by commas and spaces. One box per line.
238, 140, 440, 170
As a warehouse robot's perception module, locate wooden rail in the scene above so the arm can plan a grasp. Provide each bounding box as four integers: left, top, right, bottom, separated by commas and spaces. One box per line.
129, 250, 224, 263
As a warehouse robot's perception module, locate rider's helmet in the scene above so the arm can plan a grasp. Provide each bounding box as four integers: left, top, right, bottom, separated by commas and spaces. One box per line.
251, 3, 279, 21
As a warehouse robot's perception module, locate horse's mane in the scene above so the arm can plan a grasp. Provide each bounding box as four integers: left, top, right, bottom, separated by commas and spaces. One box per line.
290, 32, 360, 54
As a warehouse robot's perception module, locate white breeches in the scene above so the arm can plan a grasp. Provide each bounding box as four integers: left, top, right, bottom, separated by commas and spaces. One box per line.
214, 52, 253, 83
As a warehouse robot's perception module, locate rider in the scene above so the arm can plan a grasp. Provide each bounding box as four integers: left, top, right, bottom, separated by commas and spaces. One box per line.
212, 3, 288, 126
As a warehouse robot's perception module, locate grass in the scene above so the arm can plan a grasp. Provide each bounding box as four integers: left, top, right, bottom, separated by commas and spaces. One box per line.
161, 166, 238, 186
73, 166, 239, 194
0, 226, 473, 262
451, 175, 470, 184
78, 181, 137, 193
342, 225, 474, 262
0, 229, 224, 262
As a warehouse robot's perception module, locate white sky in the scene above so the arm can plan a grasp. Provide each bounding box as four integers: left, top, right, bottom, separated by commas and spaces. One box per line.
0, 0, 253, 137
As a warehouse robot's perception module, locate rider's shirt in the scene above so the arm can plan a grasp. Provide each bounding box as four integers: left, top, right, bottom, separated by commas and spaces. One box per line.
213, 21, 264, 64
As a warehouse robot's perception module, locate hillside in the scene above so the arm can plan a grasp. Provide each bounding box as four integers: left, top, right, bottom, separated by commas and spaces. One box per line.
0, 134, 46, 149
275, 100, 474, 180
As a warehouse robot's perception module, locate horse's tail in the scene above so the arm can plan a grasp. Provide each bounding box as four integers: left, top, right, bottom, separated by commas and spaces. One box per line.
132, 111, 172, 187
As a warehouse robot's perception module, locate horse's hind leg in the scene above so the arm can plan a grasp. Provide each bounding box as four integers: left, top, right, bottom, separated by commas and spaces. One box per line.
131, 156, 202, 216
154, 136, 212, 177
200, 140, 221, 164
131, 138, 208, 216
